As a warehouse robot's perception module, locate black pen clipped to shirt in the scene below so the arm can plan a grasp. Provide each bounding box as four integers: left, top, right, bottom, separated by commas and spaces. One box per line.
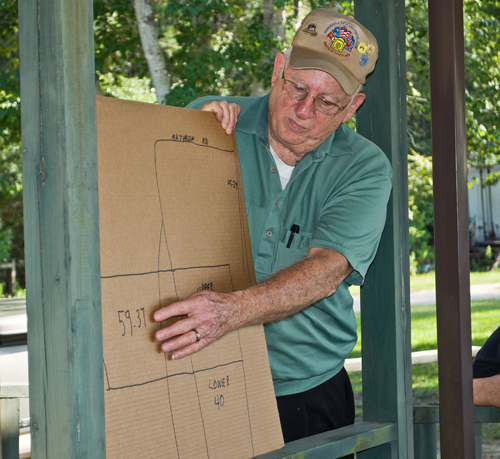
286, 224, 300, 248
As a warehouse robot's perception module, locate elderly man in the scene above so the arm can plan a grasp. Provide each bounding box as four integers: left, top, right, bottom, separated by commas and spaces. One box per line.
154, 9, 392, 442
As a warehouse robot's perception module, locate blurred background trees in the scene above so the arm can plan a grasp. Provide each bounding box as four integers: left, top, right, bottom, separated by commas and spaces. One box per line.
1, 0, 499, 293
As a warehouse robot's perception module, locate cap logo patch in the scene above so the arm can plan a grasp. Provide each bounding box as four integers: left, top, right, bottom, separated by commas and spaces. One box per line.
303, 23, 318, 36
324, 21, 359, 57
327, 27, 355, 52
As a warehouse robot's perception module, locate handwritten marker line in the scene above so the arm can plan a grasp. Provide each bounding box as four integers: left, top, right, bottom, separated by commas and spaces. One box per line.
154, 138, 234, 153
106, 359, 244, 391
101, 264, 231, 280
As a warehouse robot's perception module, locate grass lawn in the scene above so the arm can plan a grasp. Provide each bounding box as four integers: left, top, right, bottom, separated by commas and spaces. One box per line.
348, 269, 500, 297
410, 270, 500, 291
348, 298, 500, 442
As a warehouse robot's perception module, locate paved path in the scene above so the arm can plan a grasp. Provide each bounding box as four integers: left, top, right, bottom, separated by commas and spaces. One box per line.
352, 283, 500, 313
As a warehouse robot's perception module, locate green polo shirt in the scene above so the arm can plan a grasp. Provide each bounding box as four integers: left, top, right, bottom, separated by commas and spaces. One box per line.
187, 94, 392, 396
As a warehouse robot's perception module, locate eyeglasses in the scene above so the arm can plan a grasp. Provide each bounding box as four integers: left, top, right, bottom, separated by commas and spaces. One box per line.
281, 71, 349, 116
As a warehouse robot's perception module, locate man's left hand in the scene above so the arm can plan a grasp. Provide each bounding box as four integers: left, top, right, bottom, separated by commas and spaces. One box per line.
200, 100, 241, 135
154, 290, 240, 359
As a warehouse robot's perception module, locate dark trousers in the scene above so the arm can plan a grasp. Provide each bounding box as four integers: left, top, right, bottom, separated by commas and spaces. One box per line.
276, 367, 355, 458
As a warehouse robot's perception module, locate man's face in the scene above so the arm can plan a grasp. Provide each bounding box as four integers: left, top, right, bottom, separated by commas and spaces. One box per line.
268, 53, 365, 163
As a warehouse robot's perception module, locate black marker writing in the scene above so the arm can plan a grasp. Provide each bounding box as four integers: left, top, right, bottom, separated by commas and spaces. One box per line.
117, 308, 147, 337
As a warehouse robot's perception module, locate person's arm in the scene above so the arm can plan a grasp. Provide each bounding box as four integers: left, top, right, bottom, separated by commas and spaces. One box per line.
473, 374, 500, 408
154, 247, 352, 359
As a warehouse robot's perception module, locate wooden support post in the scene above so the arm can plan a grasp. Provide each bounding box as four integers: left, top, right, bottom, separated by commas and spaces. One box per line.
427, 1, 475, 458
474, 424, 482, 459
413, 424, 437, 459
354, 1, 413, 458
18, 0, 105, 457
1, 398, 20, 459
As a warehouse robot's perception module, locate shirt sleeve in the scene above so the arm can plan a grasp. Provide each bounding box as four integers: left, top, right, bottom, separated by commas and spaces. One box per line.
473, 326, 500, 379
185, 96, 224, 110
310, 142, 393, 285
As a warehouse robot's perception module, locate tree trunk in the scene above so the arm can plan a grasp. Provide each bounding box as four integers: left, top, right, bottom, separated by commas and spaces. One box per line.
251, 0, 285, 97
480, 167, 488, 241
132, 0, 170, 104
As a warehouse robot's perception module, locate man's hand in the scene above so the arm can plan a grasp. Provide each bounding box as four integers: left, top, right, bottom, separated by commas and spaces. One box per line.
154, 247, 353, 360
201, 100, 241, 135
154, 290, 241, 360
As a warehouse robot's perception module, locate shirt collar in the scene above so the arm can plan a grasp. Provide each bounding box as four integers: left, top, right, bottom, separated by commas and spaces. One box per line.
236, 93, 355, 159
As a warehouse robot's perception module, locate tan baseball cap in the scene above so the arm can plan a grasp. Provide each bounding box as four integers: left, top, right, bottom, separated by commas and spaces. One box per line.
290, 9, 378, 95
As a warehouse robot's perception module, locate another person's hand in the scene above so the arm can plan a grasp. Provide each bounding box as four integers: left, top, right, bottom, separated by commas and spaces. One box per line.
201, 100, 241, 135
154, 290, 241, 359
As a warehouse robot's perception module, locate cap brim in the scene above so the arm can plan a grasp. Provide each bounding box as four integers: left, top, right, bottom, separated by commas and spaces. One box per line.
290, 46, 359, 96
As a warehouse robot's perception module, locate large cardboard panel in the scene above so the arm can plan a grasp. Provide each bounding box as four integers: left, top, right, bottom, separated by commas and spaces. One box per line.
96, 97, 284, 459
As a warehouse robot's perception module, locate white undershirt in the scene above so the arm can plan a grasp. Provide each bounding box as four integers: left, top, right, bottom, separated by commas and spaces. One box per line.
270, 146, 294, 189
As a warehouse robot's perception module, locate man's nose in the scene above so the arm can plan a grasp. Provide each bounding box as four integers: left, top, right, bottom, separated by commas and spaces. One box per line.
295, 95, 316, 119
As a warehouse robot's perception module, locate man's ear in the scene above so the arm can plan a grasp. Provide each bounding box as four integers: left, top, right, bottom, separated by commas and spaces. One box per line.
342, 93, 365, 123
271, 53, 286, 87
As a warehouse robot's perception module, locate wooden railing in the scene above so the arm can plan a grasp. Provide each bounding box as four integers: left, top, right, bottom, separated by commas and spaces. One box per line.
4, 393, 498, 458
256, 422, 398, 458
413, 405, 500, 459
255, 405, 500, 459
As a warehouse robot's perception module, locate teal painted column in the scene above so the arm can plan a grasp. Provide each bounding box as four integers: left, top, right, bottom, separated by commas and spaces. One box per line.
18, 0, 105, 457
354, 1, 413, 458
1, 398, 20, 458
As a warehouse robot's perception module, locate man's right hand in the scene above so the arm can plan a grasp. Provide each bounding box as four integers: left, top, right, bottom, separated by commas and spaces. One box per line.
201, 100, 241, 135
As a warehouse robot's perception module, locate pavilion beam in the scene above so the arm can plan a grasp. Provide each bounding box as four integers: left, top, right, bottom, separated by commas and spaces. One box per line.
18, 0, 105, 457
354, 1, 413, 458
427, 1, 475, 458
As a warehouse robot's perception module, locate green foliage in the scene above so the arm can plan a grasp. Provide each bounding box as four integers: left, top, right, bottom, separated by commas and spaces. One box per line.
155, 0, 353, 106
0, 0, 21, 146
471, 244, 500, 272
464, 1, 500, 169
98, 73, 157, 103
162, 0, 283, 106
405, 0, 432, 155
408, 151, 434, 269
5, 0, 500, 287
13, 284, 26, 298
0, 1, 23, 277
0, 140, 23, 265
0, 218, 13, 263
93, 0, 147, 79
405, 1, 500, 181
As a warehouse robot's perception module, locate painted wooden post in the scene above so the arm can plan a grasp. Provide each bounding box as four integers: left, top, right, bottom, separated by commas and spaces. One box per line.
1, 398, 20, 459
427, 1, 475, 457
474, 424, 482, 459
18, 0, 105, 457
354, 1, 413, 458
413, 424, 437, 459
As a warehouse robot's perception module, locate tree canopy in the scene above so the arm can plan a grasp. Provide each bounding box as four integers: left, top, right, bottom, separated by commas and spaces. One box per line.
406, 0, 500, 167
1, 0, 499, 286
